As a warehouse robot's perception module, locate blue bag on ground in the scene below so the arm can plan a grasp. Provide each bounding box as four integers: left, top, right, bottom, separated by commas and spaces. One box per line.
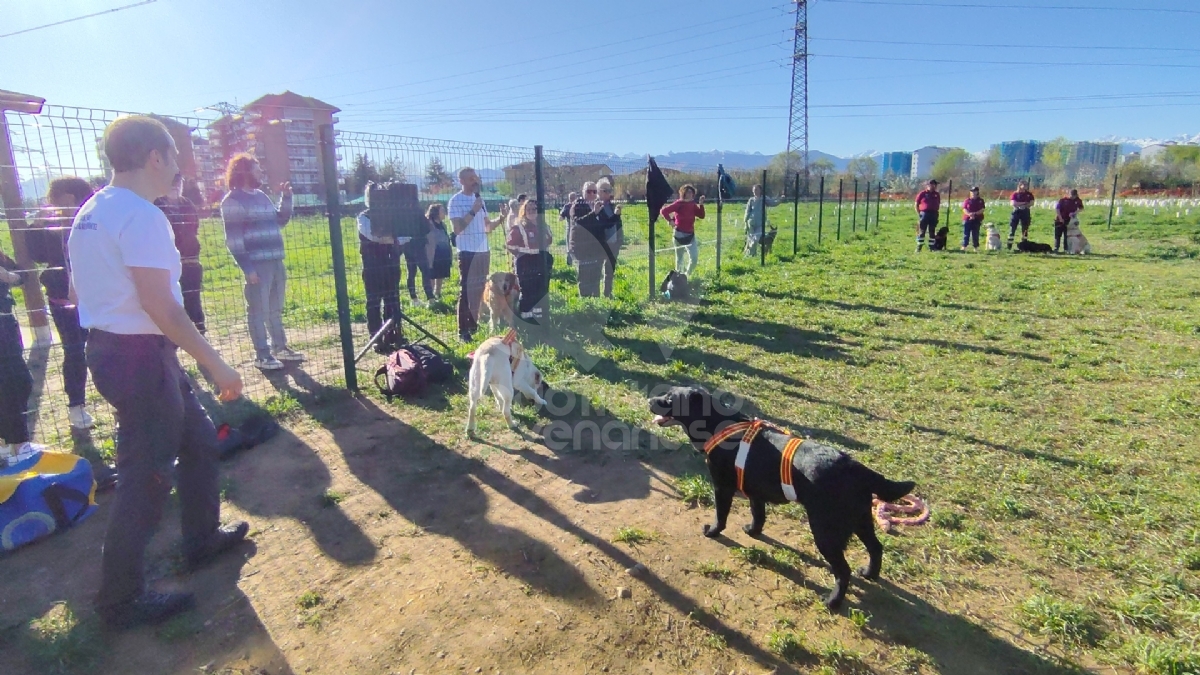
0, 451, 97, 553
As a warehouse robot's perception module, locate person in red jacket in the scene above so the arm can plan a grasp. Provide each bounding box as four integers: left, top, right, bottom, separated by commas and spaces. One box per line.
960, 186, 986, 251
659, 184, 706, 275
1007, 180, 1035, 250
1054, 188, 1084, 253
913, 179, 941, 252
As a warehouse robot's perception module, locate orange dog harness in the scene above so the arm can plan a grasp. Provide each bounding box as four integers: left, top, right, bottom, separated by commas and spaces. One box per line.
702, 419, 802, 500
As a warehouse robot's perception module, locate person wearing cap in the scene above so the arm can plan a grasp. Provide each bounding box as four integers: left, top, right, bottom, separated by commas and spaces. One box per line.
1054, 188, 1084, 253
914, 179, 941, 252
961, 187, 986, 252
1008, 180, 1035, 250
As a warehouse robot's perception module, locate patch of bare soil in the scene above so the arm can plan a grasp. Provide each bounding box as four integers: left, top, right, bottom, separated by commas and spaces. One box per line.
0, 393, 1086, 675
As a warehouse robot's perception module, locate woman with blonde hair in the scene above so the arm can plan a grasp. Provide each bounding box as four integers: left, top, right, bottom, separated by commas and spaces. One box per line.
506, 199, 551, 321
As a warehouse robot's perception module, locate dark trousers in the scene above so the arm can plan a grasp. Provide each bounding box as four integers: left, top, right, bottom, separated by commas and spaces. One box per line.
49, 303, 88, 408
88, 330, 220, 608
180, 261, 206, 334
457, 251, 490, 337
401, 238, 433, 301
572, 225, 606, 298
360, 235, 401, 342
1008, 210, 1031, 244
962, 219, 982, 249
0, 313, 32, 445
1054, 223, 1068, 250
514, 253, 548, 317
917, 211, 939, 245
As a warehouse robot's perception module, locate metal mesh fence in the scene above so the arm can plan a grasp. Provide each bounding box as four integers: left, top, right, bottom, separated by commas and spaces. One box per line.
1, 105, 350, 461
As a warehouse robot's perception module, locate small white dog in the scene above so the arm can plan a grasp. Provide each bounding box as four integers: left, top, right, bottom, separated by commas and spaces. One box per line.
1065, 215, 1092, 255
985, 223, 1002, 251
466, 331, 546, 435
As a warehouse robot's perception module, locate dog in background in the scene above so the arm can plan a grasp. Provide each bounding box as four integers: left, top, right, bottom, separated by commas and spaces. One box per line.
1066, 215, 1092, 254
929, 226, 949, 251
648, 386, 916, 609
660, 270, 691, 301
481, 272, 520, 331
466, 333, 546, 435
985, 223, 1002, 251
1016, 239, 1053, 254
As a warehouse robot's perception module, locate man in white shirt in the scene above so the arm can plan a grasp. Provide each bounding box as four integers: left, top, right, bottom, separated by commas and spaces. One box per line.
68, 116, 247, 629
447, 167, 505, 342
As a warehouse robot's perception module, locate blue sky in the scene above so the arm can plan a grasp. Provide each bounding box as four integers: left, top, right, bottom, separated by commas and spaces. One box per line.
4, 0, 1200, 157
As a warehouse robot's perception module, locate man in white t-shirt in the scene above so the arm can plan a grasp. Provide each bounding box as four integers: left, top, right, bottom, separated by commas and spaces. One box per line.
447, 167, 506, 342
68, 116, 247, 629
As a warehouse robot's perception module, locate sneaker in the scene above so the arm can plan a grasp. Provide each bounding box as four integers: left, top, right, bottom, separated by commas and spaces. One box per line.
68, 405, 94, 430
273, 347, 305, 362
185, 521, 250, 571
254, 356, 285, 371
5, 442, 46, 466
99, 591, 195, 629
93, 464, 118, 492
426, 299, 436, 310
459, 331, 473, 344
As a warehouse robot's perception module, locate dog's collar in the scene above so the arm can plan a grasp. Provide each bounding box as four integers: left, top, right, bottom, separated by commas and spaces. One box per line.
703, 420, 757, 455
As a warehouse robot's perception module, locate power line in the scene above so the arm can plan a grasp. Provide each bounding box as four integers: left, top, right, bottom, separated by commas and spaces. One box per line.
820, 0, 1200, 15
811, 52, 1200, 68
0, 0, 157, 39
813, 101, 1200, 119
811, 36, 1200, 54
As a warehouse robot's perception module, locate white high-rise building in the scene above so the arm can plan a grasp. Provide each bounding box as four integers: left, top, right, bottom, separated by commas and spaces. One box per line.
911, 146, 951, 180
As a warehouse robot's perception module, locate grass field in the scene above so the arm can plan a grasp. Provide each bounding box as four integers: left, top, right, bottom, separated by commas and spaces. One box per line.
3, 197, 1199, 674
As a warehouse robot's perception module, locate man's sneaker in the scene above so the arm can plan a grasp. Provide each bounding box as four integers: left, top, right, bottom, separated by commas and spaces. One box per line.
93, 464, 118, 492
185, 521, 250, 571
459, 331, 473, 344
254, 356, 285, 371
4, 442, 46, 466
273, 347, 305, 362
99, 591, 195, 629
68, 405, 94, 430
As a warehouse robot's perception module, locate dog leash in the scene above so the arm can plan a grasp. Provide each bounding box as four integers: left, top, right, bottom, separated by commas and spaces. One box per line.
872, 496, 930, 533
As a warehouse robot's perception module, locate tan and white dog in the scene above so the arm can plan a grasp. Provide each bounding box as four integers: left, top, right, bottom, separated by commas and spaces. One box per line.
1065, 215, 1092, 255
481, 272, 520, 332
466, 331, 546, 435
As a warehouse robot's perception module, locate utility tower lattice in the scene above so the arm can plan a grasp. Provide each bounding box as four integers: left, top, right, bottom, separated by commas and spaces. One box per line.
785, 0, 809, 194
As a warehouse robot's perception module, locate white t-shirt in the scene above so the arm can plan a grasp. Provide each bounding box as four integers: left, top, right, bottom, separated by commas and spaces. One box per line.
67, 186, 184, 335
447, 192, 489, 253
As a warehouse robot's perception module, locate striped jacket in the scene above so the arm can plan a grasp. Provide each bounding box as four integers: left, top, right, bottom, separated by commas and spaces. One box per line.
220, 189, 292, 273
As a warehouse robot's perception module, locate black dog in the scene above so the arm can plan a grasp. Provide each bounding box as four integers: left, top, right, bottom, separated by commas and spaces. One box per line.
929, 226, 949, 251
1016, 239, 1053, 253
660, 270, 690, 301
649, 386, 915, 609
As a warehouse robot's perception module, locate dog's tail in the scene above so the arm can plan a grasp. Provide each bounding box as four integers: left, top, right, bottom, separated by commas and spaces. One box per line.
870, 472, 916, 503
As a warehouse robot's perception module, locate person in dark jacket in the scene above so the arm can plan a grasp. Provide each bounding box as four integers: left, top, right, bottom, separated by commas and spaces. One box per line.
593, 179, 623, 298
155, 174, 205, 334
425, 203, 453, 305
914, 179, 941, 252
0, 248, 40, 464
1054, 188, 1084, 253
37, 177, 95, 430
567, 182, 608, 298
506, 199, 552, 321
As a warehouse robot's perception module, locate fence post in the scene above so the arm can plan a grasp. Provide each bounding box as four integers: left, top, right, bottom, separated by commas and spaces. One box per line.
944, 179, 953, 226
864, 181, 871, 232
817, 176, 824, 245
1107, 172, 1119, 230
852, 179, 858, 233
716, 168, 723, 278
319, 124, 357, 393
836, 178, 843, 241
0, 112, 51, 343
876, 183, 882, 227
792, 172, 800, 256
760, 169, 768, 267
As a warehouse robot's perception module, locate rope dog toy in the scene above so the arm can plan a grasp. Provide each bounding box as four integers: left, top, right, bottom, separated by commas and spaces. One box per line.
873, 495, 930, 533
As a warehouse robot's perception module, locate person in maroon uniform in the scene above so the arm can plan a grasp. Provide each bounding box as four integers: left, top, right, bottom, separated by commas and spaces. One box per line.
1007, 180, 1035, 250
961, 186, 986, 252
914, 179, 941, 252
1054, 188, 1084, 253
155, 174, 205, 334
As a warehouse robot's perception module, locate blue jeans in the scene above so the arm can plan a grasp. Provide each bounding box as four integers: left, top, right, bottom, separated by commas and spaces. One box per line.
962, 219, 982, 249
